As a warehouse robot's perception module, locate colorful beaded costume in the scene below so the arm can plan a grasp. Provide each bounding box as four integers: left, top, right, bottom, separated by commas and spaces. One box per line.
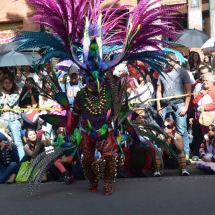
15, 0, 184, 196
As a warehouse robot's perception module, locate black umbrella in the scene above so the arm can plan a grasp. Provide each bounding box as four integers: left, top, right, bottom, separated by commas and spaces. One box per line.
176, 28, 209, 48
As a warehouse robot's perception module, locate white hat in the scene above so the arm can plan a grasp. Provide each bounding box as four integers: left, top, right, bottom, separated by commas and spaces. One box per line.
68, 64, 79, 75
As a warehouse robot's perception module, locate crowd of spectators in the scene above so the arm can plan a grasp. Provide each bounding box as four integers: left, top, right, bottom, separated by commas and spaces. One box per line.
0, 51, 215, 184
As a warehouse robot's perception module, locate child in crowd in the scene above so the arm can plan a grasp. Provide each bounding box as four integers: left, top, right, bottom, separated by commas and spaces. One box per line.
196, 124, 215, 173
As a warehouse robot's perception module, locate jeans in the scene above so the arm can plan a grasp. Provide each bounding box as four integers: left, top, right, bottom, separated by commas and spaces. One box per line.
162, 103, 190, 156
8, 120, 24, 160
0, 162, 18, 183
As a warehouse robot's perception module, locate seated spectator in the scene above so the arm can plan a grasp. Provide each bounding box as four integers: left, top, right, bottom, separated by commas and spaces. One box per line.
0, 76, 24, 159
154, 118, 190, 177
7, 129, 49, 184
0, 131, 19, 183
52, 127, 75, 184
193, 73, 215, 136
19, 78, 39, 108
196, 124, 215, 173
122, 138, 155, 177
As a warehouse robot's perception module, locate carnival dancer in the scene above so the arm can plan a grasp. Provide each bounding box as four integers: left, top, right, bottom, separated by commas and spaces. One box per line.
15, 0, 184, 196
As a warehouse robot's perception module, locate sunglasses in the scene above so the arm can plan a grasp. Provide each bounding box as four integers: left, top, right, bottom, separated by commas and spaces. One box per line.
162, 124, 173, 129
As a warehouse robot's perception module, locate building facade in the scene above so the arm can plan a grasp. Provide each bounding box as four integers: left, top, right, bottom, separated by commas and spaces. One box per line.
0, 0, 213, 48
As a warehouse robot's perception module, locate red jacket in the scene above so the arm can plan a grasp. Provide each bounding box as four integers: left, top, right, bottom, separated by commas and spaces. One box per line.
193, 86, 215, 111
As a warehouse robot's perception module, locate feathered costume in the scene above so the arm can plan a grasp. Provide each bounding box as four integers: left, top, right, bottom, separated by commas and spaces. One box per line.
15, 0, 184, 196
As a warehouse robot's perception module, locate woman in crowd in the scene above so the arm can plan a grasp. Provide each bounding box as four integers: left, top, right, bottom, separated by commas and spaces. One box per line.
0, 76, 24, 159
189, 52, 202, 71
39, 76, 56, 138
8, 128, 50, 183
193, 73, 215, 136
154, 118, 190, 176
19, 78, 39, 108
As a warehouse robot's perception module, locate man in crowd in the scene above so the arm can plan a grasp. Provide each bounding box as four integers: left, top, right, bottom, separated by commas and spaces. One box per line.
61, 65, 81, 107
156, 52, 191, 163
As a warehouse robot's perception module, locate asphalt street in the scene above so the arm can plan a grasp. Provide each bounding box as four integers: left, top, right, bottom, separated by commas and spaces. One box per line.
1, 175, 215, 215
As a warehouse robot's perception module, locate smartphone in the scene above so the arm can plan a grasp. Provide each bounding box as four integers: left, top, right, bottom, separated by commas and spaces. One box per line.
37, 130, 43, 139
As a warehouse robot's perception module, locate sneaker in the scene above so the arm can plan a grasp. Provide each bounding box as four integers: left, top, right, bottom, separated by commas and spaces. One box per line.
192, 156, 199, 161
182, 169, 190, 176
154, 171, 161, 177
63, 171, 75, 184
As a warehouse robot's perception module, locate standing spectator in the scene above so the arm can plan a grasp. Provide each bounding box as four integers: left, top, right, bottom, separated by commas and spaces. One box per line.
189, 52, 202, 71
14, 67, 24, 92
0, 131, 19, 183
156, 52, 191, 161
193, 66, 211, 98
189, 66, 211, 161
204, 55, 212, 68
61, 65, 81, 107
193, 73, 215, 136
39, 78, 56, 138
0, 76, 24, 159
19, 78, 39, 108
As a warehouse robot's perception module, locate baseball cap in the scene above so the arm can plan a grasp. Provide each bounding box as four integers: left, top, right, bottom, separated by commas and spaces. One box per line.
68, 64, 79, 75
